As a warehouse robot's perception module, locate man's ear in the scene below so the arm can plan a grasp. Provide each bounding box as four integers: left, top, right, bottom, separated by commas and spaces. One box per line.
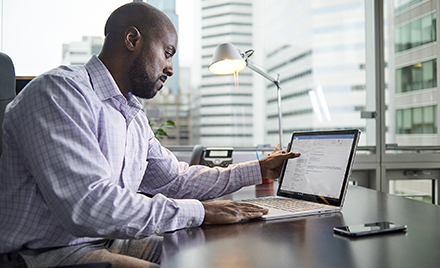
124, 26, 142, 52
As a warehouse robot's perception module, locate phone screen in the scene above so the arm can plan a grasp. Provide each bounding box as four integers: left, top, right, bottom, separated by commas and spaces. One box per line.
333, 221, 407, 237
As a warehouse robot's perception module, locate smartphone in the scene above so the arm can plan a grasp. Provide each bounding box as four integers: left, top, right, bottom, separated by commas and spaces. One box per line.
333, 221, 407, 237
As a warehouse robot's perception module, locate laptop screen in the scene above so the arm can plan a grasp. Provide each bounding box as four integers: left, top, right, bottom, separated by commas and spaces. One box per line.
277, 129, 360, 206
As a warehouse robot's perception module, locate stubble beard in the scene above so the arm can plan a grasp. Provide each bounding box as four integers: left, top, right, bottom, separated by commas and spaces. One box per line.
128, 56, 161, 99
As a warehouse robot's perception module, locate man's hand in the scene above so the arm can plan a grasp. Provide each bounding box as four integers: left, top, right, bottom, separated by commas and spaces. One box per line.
201, 200, 269, 225
259, 150, 300, 180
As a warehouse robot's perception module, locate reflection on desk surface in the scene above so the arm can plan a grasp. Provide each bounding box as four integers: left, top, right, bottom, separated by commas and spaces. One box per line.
162, 213, 351, 268
161, 185, 440, 268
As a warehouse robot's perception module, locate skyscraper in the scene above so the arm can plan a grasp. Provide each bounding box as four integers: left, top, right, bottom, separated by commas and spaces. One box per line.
148, 0, 180, 94
144, 0, 192, 146
196, 0, 254, 146
390, 0, 439, 146
196, 0, 369, 147
261, 0, 367, 146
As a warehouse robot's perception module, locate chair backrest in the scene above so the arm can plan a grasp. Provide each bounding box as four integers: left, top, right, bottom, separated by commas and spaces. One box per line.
0, 52, 16, 155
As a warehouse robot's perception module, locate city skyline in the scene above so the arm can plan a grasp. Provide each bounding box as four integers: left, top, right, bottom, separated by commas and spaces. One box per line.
1, 0, 439, 149
0, 0, 198, 76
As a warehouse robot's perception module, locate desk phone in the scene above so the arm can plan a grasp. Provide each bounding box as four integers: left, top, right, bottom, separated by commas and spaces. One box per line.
190, 146, 233, 167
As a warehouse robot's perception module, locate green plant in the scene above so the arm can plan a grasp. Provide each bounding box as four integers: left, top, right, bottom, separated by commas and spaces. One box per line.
149, 120, 175, 140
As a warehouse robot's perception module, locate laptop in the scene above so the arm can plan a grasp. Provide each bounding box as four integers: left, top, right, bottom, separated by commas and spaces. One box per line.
243, 129, 361, 220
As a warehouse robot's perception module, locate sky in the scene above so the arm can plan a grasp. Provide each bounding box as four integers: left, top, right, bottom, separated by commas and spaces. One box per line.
0, 0, 197, 76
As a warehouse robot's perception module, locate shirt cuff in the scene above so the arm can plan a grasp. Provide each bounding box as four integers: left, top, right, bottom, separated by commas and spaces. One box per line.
174, 199, 205, 228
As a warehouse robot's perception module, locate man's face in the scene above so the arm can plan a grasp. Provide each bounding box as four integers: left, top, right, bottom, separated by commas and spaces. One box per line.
128, 28, 177, 99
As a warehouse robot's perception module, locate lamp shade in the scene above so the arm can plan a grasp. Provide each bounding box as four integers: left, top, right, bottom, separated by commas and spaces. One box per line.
208, 43, 246, 75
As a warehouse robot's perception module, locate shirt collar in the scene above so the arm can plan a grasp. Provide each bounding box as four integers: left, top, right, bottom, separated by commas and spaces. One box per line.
84, 55, 142, 109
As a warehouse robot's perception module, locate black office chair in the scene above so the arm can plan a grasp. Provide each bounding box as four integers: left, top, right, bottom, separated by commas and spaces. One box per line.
0, 52, 16, 156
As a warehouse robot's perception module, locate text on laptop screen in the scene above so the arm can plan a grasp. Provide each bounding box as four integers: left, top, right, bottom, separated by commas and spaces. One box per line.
280, 134, 355, 199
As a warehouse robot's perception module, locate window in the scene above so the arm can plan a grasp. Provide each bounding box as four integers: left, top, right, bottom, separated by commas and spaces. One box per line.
0, 0, 129, 76
389, 179, 433, 203
395, 12, 436, 53
384, 0, 440, 204
3, 0, 440, 203
396, 105, 437, 134
395, 59, 437, 93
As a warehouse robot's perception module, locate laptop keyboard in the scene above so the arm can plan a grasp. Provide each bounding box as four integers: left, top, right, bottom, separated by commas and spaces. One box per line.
243, 197, 328, 213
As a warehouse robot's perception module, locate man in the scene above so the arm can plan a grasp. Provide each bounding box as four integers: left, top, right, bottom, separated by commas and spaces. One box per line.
0, 2, 299, 268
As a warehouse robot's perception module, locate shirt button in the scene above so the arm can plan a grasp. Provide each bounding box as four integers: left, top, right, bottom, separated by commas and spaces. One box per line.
155, 228, 161, 234
187, 220, 193, 226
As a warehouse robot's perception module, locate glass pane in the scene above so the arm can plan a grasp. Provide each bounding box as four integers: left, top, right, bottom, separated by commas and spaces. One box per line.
423, 105, 435, 133
395, 68, 402, 93
403, 109, 412, 131
1, 0, 128, 76
411, 63, 423, 90
389, 179, 432, 203
187, 0, 374, 147
401, 23, 411, 51
413, 107, 422, 124
413, 107, 422, 134
395, 25, 402, 53
422, 59, 435, 88
1, 0, 373, 147
387, 0, 438, 146
421, 14, 434, 45
411, 18, 422, 48
255, 0, 371, 148
424, 106, 434, 124
396, 109, 403, 134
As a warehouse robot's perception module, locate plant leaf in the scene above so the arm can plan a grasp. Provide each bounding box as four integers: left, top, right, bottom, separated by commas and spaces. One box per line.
163, 120, 175, 128
155, 129, 169, 137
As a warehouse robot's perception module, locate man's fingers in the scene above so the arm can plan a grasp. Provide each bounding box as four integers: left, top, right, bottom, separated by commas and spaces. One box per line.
237, 202, 269, 214
202, 200, 269, 224
259, 151, 301, 179
236, 202, 268, 221
241, 211, 264, 220
278, 151, 300, 161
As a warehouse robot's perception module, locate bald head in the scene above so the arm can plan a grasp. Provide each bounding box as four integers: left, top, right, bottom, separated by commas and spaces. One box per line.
104, 2, 175, 42
98, 2, 178, 99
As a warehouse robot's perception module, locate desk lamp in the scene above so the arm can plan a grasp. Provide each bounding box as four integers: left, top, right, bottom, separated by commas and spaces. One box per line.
208, 42, 283, 149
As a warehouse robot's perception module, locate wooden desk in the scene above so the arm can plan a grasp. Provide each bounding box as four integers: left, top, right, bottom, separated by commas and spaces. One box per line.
161, 183, 440, 268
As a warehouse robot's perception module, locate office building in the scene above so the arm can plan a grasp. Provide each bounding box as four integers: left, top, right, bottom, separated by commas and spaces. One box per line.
140, 66, 193, 145
196, 0, 255, 147
261, 0, 368, 146
2, 2, 440, 266
2, 0, 439, 198
148, 0, 180, 94
61, 36, 103, 66
195, 0, 369, 147
387, 0, 439, 200
144, 0, 192, 146
390, 0, 439, 146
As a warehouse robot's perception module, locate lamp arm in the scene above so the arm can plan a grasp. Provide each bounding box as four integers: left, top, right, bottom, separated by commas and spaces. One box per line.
245, 60, 284, 150
245, 60, 280, 87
